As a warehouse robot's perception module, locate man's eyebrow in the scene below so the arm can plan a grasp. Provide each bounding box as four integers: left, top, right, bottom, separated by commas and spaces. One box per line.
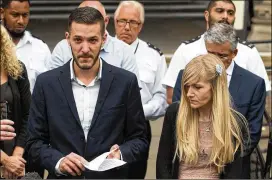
10, 10, 29, 14
227, 9, 235, 13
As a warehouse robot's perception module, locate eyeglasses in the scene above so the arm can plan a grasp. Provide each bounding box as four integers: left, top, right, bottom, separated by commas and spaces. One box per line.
116, 19, 141, 28
207, 51, 229, 61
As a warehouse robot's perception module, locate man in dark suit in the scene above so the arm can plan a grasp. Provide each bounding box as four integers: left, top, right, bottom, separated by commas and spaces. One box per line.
26, 7, 148, 179
172, 23, 266, 178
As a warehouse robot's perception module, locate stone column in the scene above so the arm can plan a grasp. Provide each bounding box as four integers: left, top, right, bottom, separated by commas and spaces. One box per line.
247, 0, 271, 52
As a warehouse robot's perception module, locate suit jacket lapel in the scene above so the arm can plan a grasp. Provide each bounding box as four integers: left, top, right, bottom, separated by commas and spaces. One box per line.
58, 61, 81, 127
8, 77, 20, 132
229, 63, 242, 101
90, 60, 114, 130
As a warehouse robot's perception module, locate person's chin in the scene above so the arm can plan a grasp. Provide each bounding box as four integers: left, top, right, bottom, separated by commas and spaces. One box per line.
14, 28, 25, 33
79, 65, 92, 70
190, 104, 199, 109
120, 35, 131, 42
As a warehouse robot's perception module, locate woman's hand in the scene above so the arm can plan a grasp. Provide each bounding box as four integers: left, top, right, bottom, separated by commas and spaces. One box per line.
1, 155, 26, 177
0, 119, 16, 141
3, 167, 18, 179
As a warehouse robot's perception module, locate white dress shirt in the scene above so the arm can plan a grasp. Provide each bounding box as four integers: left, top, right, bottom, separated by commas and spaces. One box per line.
226, 60, 235, 87
16, 31, 51, 92
130, 38, 168, 119
162, 34, 271, 92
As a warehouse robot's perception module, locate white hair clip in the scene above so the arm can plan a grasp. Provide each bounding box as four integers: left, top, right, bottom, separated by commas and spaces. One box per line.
216, 64, 223, 76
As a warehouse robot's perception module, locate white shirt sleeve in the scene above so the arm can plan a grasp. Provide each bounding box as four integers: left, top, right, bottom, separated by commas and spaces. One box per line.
246, 47, 271, 92
162, 43, 187, 88
143, 55, 168, 119
55, 157, 67, 176
50, 39, 73, 70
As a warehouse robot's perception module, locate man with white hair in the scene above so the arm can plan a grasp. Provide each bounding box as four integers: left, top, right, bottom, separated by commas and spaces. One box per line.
163, 0, 271, 104
49, 1, 140, 82
114, 1, 168, 178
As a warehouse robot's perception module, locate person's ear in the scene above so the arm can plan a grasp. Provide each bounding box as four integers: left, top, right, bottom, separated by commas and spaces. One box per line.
102, 32, 107, 45
104, 16, 110, 28
204, 10, 209, 23
65, 32, 71, 46
232, 49, 238, 59
0, 8, 5, 21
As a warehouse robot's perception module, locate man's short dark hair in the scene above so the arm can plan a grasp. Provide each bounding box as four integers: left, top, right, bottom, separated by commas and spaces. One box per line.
206, 0, 236, 12
1, 0, 30, 8
68, 7, 105, 36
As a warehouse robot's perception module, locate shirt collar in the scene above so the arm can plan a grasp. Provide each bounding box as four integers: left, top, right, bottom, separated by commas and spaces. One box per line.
226, 60, 235, 76
130, 38, 139, 52
17, 31, 32, 48
70, 58, 103, 83
101, 30, 110, 53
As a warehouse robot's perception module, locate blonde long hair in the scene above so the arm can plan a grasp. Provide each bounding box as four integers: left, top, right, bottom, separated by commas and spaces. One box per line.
175, 54, 247, 173
0, 25, 23, 79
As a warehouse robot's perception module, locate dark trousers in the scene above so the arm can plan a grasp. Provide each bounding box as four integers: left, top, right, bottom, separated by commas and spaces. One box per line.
127, 121, 151, 179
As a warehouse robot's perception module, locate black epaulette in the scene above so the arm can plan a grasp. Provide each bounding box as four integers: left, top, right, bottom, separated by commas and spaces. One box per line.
147, 42, 163, 56
238, 39, 255, 49
31, 34, 45, 43
183, 35, 201, 45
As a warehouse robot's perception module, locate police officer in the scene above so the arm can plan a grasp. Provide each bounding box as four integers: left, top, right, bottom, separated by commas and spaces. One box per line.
1, 0, 51, 92
163, 0, 271, 104
50, 1, 140, 82
114, 1, 167, 178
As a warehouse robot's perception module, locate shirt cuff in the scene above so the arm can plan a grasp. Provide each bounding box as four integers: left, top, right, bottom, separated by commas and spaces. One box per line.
120, 150, 123, 161
55, 157, 67, 176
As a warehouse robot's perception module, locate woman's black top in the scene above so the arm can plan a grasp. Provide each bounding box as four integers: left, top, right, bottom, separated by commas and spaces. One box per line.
0, 81, 14, 155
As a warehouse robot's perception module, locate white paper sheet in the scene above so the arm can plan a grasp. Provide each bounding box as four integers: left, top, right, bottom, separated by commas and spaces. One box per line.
82, 151, 126, 171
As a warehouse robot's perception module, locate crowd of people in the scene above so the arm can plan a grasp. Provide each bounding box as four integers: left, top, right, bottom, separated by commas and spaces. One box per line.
0, 0, 270, 179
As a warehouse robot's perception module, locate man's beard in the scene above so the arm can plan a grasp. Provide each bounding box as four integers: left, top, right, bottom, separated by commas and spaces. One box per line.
3, 19, 25, 39
72, 50, 100, 70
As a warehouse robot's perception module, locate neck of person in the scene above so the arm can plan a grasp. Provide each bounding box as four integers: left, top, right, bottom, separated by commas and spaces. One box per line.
73, 59, 100, 86
12, 37, 21, 45
198, 103, 212, 122
0, 68, 8, 85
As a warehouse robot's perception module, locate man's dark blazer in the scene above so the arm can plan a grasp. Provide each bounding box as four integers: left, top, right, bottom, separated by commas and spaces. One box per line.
26, 60, 149, 179
173, 62, 266, 153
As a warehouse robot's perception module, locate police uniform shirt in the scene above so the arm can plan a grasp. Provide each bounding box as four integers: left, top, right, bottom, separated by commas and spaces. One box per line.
50, 32, 140, 83
162, 34, 271, 92
16, 31, 51, 92
130, 38, 168, 119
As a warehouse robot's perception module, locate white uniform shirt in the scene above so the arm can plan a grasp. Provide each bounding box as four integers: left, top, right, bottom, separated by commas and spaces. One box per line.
50, 32, 140, 82
130, 38, 168, 119
162, 35, 271, 92
16, 31, 51, 92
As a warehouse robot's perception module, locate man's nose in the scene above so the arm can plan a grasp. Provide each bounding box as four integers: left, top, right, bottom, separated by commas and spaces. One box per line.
124, 22, 130, 30
81, 41, 90, 53
17, 15, 24, 24
222, 11, 228, 20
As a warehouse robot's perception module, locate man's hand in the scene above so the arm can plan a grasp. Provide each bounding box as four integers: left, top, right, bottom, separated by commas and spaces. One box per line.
0, 120, 16, 141
59, 153, 86, 176
2, 156, 26, 177
107, 144, 121, 160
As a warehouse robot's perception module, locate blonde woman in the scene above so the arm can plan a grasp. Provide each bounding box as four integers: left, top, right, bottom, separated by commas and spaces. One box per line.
156, 54, 249, 179
0, 25, 31, 179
